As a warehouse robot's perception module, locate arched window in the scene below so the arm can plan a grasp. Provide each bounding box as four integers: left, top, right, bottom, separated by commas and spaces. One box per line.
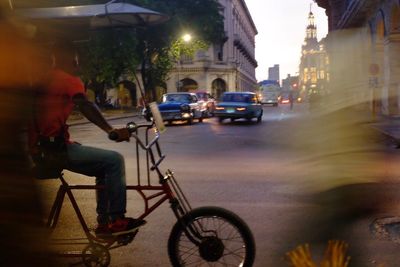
211, 78, 227, 99
179, 78, 198, 92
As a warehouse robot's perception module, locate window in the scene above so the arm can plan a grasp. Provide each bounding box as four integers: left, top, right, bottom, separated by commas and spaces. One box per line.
311, 67, 317, 83
319, 70, 325, 79
214, 42, 224, 61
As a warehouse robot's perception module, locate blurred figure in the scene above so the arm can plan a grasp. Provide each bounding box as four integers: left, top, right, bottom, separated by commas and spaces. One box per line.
289, 90, 294, 110
30, 41, 146, 237
0, 2, 56, 266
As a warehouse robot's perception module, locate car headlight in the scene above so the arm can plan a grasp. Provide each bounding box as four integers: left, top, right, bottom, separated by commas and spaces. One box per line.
180, 104, 190, 112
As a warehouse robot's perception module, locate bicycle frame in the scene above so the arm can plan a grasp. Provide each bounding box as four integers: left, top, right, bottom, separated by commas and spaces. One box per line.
46, 121, 195, 257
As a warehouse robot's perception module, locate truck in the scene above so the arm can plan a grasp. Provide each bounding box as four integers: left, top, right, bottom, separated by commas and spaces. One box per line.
259, 80, 281, 106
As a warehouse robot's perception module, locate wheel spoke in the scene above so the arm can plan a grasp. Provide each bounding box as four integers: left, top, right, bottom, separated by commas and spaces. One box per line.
169, 207, 254, 267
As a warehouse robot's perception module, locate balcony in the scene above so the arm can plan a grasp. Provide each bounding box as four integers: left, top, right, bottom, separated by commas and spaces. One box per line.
233, 38, 257, 67
336, 0, 382, 29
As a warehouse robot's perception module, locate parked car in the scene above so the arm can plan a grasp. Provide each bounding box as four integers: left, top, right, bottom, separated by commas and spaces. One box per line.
214, 92, 263, 123
193, 91, 216, 116
158, 92, 206, 125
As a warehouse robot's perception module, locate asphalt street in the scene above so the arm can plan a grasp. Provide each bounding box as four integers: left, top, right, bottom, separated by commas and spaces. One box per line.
40, 103, 400, 266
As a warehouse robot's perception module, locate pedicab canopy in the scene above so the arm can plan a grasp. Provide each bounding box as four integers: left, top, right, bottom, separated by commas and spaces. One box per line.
13, 2, 169, 39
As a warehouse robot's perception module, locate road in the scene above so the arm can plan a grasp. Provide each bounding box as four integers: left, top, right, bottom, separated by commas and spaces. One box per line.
42, 103, 400, 266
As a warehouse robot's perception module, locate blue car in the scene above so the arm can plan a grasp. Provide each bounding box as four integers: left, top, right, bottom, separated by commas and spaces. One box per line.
214, 92, 263, 123
158, 92, 206, 125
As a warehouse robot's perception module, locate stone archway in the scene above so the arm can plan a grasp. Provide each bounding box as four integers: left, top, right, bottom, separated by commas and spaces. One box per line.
211, 78, 227, 99
118, 80, 137, 107
179, 78, 198, 92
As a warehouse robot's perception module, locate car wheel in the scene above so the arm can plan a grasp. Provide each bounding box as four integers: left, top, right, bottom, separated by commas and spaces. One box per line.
218, 117, 224, 124
230, 118, 236, 122
199, 117, 203, 123
187, 118, 193, 125
257, 112, 263, 123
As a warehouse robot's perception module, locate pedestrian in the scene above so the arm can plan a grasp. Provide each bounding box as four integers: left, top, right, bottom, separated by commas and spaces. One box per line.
0, 4, 58, 265
289, 90, 294, 110
29, 41, 146, 237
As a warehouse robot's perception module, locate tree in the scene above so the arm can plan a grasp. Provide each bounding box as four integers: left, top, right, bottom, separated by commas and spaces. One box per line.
77, 29, 139, 105
16, 0, 225, 104
126, 0, 225, 102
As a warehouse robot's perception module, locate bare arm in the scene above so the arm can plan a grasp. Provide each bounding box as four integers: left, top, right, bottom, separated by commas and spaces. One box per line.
72, 93, 113, 134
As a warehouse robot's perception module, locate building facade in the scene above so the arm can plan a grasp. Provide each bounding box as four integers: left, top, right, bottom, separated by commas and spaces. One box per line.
299, 9, 329, 100
282, 74, 299, 92
314, 0, 400, 116
268, 64, 280, 84
164, 0, 258, 99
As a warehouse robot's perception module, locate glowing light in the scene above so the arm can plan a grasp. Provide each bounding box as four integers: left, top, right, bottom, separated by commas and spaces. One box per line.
182, 34, 192, 43
182, 113, 191, 118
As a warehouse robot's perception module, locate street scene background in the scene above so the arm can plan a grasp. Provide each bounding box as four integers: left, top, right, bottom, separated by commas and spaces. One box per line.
39, 103, 400, 266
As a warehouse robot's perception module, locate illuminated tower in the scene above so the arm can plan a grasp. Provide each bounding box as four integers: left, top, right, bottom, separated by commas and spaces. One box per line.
299, 4, 329, 98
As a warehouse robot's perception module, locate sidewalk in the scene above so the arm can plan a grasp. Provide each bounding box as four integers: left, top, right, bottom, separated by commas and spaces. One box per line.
369, 115, 400, 146
67, 109, 141, 126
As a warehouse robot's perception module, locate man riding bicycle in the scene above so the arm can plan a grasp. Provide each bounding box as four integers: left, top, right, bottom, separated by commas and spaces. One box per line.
29, 42, 145, 237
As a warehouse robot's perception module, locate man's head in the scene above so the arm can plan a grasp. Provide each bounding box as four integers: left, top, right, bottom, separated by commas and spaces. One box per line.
51, 40, 79, 73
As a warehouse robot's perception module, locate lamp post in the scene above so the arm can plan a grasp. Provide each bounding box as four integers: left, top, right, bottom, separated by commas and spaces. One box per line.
176, 33, 192, 91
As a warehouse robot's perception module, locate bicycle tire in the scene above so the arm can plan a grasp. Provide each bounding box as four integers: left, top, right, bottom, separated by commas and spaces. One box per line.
168, 206, 256, 267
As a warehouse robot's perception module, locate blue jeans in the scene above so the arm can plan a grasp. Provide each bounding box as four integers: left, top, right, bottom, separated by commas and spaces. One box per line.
66, 143, 126, 224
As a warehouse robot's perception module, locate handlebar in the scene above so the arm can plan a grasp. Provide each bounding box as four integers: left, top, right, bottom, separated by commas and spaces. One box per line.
108, 131, 119, 141
108, 121, 160, 151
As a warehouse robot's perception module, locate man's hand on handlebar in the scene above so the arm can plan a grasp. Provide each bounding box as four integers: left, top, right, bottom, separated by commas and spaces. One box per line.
109, 128, 130, 142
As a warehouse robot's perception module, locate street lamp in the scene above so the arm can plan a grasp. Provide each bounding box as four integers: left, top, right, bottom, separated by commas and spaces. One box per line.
177, 33, 192, 91
182, 33, 192, 43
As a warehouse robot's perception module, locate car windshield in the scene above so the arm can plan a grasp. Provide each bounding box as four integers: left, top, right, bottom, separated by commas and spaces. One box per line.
196, 93, 207, 100
163, 94, 191, 103
222, 93, 256, 103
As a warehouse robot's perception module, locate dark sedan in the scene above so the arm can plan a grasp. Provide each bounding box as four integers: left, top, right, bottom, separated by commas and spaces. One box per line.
214, 92, 263, 123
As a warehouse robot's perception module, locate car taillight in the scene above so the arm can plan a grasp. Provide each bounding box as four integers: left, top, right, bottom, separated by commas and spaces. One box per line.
236, 107, 246, 111
215, 107, 225, 110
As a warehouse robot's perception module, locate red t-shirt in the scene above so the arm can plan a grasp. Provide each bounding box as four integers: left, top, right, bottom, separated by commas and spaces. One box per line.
29, 69, 86, 152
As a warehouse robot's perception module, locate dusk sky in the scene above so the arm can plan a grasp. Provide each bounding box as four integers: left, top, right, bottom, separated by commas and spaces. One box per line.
245, 0, 328, 82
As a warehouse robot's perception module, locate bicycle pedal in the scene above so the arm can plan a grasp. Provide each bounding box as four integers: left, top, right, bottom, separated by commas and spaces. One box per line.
117, 230, 138, 245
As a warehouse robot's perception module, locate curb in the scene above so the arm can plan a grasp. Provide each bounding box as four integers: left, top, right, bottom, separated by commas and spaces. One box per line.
369, 125, 400, 148
68, 112, 140, 127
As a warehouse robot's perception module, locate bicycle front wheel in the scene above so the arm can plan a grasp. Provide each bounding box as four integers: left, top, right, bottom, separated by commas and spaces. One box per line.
168, 206, 256, 267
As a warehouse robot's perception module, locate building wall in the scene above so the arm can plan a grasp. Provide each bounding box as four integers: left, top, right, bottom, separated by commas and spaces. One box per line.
165, 0, 258, 99
315, 0, 400, 116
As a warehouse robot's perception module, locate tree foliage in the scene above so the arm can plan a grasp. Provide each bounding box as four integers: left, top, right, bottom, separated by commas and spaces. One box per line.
17, 0, 225, 103
126, 0, 225, 101
77, 29, 139, 104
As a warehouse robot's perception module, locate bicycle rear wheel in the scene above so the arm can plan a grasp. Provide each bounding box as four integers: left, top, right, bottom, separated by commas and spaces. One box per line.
168, 206, 255, 267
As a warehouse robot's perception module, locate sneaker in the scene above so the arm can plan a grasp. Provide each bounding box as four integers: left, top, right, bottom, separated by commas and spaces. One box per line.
94, 223, 111, 238
109, 217, 146, 236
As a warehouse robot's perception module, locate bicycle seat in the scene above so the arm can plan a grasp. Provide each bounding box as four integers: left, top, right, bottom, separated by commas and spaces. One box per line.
31, 165, 62, 180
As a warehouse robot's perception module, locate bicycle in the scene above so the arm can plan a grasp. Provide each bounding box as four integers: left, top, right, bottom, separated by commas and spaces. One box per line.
46, 117, 256, 266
